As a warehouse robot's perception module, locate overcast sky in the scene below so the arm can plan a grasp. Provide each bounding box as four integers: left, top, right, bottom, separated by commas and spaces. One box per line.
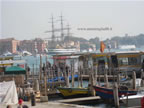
1, 0, 144, 40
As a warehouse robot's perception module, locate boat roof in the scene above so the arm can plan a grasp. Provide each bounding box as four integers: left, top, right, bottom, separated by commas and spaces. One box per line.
52, 51, 144, 58
115, 50, 142, 54
52, 52, 88, 56
0, 60, 25, 65
0, 56, 13, 60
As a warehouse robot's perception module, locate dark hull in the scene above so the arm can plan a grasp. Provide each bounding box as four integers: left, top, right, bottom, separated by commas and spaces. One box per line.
93, 85, 137, 99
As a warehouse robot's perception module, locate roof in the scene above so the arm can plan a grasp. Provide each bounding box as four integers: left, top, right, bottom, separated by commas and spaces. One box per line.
5, 66, 26, 74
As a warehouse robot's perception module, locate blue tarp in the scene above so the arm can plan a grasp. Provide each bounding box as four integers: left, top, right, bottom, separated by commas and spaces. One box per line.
47, 74, 78, 83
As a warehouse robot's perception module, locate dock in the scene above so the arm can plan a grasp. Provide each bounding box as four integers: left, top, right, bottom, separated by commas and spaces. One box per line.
57, 96, 100, 104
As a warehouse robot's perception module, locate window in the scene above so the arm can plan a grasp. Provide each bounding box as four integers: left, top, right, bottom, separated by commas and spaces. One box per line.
128, 57, 138, 65
96, 56, 107, 62
119, 58, 128, 65
118, 57, 138, 66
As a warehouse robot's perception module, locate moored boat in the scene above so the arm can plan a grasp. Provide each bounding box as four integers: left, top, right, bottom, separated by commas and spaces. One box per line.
57, 87, 89, 98
93, 85, 137, 100
120, 89, 144, 107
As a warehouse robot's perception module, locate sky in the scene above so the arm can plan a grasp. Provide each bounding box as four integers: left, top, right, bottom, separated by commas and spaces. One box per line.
0, 0, 144, 40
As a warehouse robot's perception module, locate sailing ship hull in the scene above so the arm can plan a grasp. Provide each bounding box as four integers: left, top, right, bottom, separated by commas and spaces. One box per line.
57, 87, 89, 98
93, 85, 137, 99
48, 49, 79, 55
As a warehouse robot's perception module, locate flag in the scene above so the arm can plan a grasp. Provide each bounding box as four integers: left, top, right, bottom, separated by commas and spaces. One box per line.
100, 41, 106, 53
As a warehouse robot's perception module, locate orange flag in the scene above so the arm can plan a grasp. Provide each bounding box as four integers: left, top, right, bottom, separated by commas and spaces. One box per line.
100, 41, 106, 53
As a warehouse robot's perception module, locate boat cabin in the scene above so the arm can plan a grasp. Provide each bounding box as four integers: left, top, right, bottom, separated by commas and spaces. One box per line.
0, 56, 13, 74
92, 51, 143, 76
114, 51, 142, 76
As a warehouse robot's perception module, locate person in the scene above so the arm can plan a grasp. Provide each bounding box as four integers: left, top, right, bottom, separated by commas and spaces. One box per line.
17, 98, 23, 108
6, 105, 12, 108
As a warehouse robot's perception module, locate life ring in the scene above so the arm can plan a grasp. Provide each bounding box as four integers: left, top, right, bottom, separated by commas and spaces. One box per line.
141, 96, 144, 108
68, 88, 72, 93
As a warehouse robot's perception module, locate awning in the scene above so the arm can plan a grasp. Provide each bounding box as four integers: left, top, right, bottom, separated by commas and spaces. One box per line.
5, 66, 26, 75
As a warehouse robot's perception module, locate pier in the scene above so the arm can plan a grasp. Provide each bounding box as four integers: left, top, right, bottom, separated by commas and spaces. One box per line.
57, 96, 100, 104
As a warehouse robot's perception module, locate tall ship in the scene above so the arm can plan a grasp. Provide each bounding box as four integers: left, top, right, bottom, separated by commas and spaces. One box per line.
45, 14, 80, 55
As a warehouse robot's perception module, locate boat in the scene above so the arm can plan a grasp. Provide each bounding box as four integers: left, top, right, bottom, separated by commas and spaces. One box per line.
57, 87, 89, 98
93, 85, 137, 100
120, 89, 144, 107
91, 51, 143, 77
119, 45, 136, 50
0, 56, 25, 73
2, 51, 13, 56
22, 51, 32, 56
47, 48, 79, 55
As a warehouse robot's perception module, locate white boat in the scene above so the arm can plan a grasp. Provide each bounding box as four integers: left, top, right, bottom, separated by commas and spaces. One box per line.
47, 48, 79, 55
119, 45, 136, 50
22, 51, 32, 56
120, 88, 144, 107
2, 52, 13, 56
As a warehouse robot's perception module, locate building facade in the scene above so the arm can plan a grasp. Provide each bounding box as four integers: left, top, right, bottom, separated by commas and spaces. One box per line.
19, 38, 47, 54
0, 38, 19, 55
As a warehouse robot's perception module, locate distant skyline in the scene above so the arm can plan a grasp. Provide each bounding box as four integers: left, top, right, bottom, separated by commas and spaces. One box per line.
1, 0, 144, 40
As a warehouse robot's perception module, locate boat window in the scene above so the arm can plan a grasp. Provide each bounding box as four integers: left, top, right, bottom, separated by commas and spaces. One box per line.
119, 58, 128, 65
93, 57, 107, 66
111, 55, 118, 67
128, 57, 138, 65
93, 58, 96, 63
118, 57, 139, 66
96, 57, 107, 62
98, 60, 105, 74
141, 55, 144, 63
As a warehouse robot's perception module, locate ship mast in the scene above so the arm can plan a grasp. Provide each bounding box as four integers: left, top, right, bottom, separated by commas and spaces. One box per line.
50, 14, 55, 42
67, 23, 70, 42
45, 14, 71, 48
45, 15, 59, 48
60, 13, 64, 42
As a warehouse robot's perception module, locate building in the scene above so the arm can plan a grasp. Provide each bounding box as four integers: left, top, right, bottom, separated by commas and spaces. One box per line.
19, 38, 47, 54
34, 38, 47, 53
0, 38, 19, 55
19, 40, 34, 53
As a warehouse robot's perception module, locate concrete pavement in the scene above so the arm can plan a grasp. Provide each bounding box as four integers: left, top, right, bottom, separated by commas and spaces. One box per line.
1, 101, 88, 108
